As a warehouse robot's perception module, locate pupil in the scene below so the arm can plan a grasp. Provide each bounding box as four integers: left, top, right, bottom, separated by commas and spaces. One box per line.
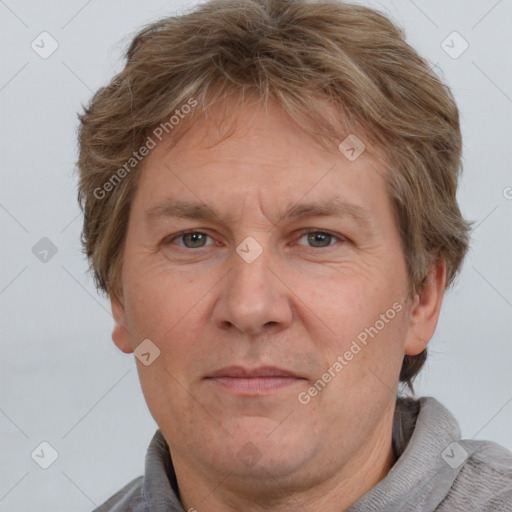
185, 233, 205, 247
309, 232, 330, 247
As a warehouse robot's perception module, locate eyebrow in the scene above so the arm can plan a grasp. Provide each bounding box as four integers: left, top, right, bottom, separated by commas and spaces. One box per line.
144, 197, 374, 231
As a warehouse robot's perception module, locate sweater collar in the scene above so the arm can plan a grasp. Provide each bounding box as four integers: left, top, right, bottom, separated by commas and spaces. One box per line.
347, 396, 465, 511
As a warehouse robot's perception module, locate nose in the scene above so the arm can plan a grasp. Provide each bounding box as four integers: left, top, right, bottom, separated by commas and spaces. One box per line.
212, 241, 293, 336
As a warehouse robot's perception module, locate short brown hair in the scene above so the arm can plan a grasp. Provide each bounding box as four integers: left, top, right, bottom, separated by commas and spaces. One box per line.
76, 0, 473, 390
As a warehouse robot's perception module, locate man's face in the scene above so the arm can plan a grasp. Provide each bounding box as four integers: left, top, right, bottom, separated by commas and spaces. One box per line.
111, 99, 438, 486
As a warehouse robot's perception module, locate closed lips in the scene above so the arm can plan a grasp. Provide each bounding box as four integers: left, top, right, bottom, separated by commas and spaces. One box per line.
205, 366, 304, 379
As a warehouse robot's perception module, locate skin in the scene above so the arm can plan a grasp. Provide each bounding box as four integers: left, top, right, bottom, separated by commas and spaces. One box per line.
111, 97, 446, 512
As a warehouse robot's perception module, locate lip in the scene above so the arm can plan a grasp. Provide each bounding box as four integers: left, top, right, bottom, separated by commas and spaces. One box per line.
205, 366, 305, 394
206, 365, 302, 379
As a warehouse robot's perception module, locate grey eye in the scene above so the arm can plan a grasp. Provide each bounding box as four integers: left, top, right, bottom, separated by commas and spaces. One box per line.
182, 232, 208, 248
306, 232, 333, 248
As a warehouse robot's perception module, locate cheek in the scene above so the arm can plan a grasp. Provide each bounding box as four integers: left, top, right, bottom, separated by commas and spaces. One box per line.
123, 267, 210, 428
297, 269, 408, 384
325, 302, 408, 407
123, 260, 219, 382
292, 271, 393, 344
123, 256, 203, 336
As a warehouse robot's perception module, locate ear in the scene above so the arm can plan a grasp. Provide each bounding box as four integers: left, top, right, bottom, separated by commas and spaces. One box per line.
110, 293, 134, 354
403, 259, 447, 356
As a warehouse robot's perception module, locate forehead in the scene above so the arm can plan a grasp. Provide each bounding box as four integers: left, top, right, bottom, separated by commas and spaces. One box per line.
134, 98, 391, 228
155, 94, 384, 167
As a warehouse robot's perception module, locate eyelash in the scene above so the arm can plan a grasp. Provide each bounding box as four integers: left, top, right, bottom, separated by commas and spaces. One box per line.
164, 229, 346, 250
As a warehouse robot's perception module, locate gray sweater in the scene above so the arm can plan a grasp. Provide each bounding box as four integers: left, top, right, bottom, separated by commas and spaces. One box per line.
93, 397, 512, 511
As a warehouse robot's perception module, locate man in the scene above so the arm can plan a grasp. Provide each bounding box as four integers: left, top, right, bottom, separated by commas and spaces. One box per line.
77, 0, 512, 510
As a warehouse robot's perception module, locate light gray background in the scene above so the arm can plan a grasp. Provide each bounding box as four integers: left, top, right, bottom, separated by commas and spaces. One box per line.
0, 0, 511, 510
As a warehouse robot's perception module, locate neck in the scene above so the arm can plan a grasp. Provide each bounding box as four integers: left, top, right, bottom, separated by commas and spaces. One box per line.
174, 405, 397, 512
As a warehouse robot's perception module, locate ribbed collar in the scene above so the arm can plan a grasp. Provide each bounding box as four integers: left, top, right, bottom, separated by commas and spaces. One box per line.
347, 396, 467, 511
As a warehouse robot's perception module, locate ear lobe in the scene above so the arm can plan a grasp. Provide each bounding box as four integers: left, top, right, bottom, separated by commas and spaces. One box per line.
110, 294, 134, 354
404, 260, 447, 356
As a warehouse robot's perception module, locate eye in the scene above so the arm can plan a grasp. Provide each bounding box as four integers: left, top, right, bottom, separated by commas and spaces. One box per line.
167, 231, 214, 249
296, 230, 343, 248
164, 229, 344, 251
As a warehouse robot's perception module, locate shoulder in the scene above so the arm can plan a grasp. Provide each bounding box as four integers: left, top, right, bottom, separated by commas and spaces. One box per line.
439, 439, 512, 511
91, 476, 144, 512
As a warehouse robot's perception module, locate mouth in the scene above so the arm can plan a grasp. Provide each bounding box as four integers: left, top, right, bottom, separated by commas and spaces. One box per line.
204, 366, 306, 394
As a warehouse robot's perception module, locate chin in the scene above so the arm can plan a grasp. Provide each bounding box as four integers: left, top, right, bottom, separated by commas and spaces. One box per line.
214, 416, 318, 477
